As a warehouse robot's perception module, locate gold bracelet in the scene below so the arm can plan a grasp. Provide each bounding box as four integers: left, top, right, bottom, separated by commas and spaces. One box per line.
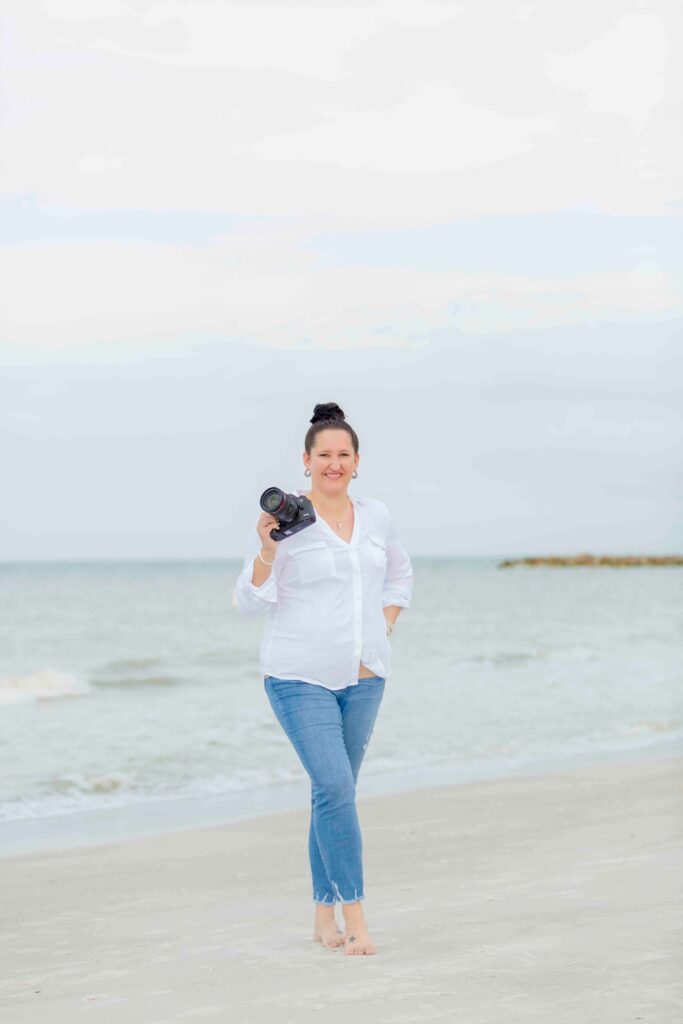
258, 549, 276, 566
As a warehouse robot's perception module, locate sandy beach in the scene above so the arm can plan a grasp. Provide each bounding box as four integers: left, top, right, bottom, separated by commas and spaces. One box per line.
1, 752, 681, 1023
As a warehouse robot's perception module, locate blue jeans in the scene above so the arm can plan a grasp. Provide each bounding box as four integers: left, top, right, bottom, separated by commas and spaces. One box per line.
263, 674, 386, 905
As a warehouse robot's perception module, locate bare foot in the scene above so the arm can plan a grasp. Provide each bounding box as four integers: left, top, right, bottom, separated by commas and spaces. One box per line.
313, 906, 345, 948
342, 902, 377, 955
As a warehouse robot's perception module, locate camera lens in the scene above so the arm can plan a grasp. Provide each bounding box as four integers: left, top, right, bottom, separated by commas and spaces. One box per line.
260, 488, 301, 525
261, 488, 284, 514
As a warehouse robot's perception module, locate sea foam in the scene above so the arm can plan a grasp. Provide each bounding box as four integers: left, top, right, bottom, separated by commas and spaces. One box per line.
0, 669, 91, 705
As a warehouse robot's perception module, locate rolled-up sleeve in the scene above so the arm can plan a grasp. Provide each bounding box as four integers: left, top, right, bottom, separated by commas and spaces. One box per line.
381, 508, 415, 609
232, 530, 279, 617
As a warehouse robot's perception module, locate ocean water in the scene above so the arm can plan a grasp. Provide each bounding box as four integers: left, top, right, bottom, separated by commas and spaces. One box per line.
1, 557, 682, 853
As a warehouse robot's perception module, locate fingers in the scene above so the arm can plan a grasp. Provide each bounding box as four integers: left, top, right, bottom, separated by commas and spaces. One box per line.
257, 512, 280, 542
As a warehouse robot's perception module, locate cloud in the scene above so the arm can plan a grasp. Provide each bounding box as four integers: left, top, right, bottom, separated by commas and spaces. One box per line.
1, 2, 680, 224
1, 232, 678, 349
1, 317, 680, 557
549, 403, 668, 438
241, 82, 559, 172
65, 0, 463, 79
544, 11, 668, 121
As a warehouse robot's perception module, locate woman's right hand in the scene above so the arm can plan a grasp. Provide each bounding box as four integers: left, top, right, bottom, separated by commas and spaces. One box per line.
256, 512, 280, 558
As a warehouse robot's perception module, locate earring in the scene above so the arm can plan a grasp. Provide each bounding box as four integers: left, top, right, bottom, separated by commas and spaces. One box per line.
353, 470, 358, 478
304, 468, 311, 476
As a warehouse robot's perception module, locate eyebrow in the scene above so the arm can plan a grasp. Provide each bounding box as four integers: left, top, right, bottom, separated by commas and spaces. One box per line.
317, 449, 351, 453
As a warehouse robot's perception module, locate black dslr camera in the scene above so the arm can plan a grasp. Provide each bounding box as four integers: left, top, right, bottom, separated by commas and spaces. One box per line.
259, 487, 317, 542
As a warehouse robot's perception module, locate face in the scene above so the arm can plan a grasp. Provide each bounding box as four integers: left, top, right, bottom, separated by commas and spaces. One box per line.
304, 429, 359, 494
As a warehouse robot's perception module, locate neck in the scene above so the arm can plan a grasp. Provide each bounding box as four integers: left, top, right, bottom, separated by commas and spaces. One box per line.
306, 489, 351, 514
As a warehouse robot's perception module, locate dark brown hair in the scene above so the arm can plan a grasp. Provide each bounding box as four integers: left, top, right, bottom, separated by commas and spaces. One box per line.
304, 402, 359, 455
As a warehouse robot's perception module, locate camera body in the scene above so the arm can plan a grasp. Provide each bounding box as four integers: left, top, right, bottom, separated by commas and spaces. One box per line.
259, 487, 317, 542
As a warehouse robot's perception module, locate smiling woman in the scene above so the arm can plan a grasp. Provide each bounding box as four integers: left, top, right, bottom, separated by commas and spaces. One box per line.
233, 403, 414, 688
232, 401, 415, 955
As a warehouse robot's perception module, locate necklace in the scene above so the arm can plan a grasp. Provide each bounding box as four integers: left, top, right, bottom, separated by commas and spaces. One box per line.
331, 508, 350, 528
301, 490, 351, 531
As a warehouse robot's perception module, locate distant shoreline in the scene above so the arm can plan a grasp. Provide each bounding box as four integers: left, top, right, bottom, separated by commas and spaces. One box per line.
1, 554, 681, 567
499, 554, 683, 567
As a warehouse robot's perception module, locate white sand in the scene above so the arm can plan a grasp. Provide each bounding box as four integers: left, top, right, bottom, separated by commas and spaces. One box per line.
1, 753, 681, 1023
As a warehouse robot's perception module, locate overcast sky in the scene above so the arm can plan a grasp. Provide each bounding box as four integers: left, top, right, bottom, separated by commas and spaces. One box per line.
1, 0, 681, 559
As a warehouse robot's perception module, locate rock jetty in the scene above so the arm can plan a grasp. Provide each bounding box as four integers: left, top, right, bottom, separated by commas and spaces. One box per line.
499, 554, 683, 568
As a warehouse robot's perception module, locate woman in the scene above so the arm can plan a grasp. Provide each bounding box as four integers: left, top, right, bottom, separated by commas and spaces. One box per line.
233, 402, 415, 956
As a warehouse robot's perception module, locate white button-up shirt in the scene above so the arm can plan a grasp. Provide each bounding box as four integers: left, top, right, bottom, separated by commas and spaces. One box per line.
232, 489, 415, 690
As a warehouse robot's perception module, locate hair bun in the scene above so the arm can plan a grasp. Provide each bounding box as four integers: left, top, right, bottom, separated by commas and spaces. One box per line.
310, 402, 346, 425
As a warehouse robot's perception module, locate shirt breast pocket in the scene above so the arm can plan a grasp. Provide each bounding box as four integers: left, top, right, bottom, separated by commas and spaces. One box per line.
368, 533, 388, 573
291, 542, 338, 584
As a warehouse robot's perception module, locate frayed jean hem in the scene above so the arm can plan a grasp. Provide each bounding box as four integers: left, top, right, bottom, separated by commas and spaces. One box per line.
313, 889, 364, 905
